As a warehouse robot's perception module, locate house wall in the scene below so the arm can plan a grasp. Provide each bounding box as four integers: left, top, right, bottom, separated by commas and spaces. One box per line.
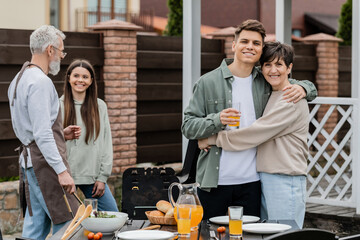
259, 0, 346, 35
200, 0, 258, 28
140, 0, 168, 19
128, 0, 140, 13
66, 0, 87, 31
0, 0, 49, 29
140, 0, 346, 36
0, 0, 136, 32
140, 0, 258, 28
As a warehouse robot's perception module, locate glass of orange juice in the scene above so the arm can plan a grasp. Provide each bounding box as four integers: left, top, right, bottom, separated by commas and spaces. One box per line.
177, 206, 191, 238
227, 102, 241, 129
228, 206, 243, 238
174, 204, 203, 231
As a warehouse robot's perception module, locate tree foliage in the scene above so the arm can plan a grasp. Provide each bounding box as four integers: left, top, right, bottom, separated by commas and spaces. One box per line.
163, 0, 183, 36
336, 0, 352, 45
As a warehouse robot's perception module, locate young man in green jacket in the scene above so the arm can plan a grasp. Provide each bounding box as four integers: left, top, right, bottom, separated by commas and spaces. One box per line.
181, 19, 317, 219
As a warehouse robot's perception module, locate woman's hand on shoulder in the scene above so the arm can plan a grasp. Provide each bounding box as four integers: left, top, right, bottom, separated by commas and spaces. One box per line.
282, 85, 305, 103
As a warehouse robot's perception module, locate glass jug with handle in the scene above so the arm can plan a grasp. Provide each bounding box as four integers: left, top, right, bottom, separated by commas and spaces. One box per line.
168, 182, 203, 230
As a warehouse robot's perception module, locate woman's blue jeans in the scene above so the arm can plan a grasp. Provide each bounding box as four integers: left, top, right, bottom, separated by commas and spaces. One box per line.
77, 183, 119, 212
260, 172, 306, 228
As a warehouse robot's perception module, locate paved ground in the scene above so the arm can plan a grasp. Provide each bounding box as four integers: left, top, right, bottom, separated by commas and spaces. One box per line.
2, 232, 54, 239
3, 232, 22, 240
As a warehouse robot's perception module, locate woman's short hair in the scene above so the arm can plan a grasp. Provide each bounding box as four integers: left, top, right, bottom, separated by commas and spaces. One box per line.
259, 41, 294, 67
30, 25, 65, 54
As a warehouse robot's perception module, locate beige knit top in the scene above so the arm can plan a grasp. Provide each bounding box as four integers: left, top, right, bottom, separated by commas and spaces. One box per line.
209, 91, 309, 175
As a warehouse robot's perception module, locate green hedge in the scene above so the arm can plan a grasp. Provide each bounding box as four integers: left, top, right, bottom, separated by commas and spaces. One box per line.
0, 176, 19, 183
336, 0, 352, 46
163, 0, 183, 36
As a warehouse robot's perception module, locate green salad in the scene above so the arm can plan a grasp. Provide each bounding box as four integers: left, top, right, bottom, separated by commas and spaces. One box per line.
89, 211, 116, 218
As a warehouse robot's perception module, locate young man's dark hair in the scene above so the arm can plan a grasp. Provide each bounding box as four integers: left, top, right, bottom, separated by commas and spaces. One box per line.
234, 19, 266, 43
260, 41, 294, 67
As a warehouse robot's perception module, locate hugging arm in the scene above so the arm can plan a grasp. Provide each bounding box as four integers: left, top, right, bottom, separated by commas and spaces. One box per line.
283, 79, 317, 103
211, 100, 300, 151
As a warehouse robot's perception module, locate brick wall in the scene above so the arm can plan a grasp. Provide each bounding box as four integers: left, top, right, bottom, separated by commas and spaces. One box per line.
0, 181, 23, 234
317, 41, 339, 143
88, 20, 142, 173
224, 36, 234, 59
302, 33, 342, 145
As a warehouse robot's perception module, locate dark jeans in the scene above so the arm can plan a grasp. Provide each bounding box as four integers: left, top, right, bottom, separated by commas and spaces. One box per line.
198, 180, 261, 219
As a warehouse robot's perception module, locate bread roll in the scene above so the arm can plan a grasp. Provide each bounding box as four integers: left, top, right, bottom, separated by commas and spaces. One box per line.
156, 200, 173, 213
149, 210, 165, 217
165, 208, 174, 217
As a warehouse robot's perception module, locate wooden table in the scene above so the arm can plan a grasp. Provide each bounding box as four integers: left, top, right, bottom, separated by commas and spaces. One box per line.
50, 219, 299, 240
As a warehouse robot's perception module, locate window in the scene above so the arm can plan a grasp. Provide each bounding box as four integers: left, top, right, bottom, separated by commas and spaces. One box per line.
50, 0, 59, 28
292, 29, 302, 37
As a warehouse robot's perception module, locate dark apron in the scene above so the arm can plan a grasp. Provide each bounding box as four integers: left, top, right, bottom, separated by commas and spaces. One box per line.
14, 61, 79, 224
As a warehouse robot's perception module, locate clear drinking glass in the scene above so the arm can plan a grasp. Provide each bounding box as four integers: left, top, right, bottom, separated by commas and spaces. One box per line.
177, 206, 192, 238
84, 198, 98, 216
228, 206, 243, 239
227, 102, 241, 129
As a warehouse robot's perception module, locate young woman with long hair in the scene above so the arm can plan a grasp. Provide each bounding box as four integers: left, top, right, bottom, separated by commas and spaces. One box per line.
60, 59, 118, 211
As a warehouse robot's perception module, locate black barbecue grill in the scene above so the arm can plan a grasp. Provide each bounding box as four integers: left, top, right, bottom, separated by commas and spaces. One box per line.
121, 167, 179, 220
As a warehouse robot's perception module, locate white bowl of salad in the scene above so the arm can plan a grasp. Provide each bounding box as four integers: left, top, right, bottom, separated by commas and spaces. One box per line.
81, 211, 128, 234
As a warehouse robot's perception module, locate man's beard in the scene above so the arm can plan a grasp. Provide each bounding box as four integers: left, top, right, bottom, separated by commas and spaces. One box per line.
49, 59, 60, 75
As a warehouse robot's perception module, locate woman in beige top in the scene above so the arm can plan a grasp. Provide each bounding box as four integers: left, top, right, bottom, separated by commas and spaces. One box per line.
199, 42, 310, 228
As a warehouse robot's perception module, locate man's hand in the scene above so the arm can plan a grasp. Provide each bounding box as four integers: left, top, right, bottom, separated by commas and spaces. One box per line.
58, 170, 76, 194
220, 108, 240, 126
64, 125, 81, 140
282, 85, 306, 103
92, 181, 105, 198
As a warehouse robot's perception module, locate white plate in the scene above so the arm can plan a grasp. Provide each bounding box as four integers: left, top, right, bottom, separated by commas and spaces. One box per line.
117, 230, 175, 240
242, 223, 292, 234
209, 215, 260, 225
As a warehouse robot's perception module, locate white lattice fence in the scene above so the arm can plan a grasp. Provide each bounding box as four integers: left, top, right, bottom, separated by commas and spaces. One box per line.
307, 97, 359, 212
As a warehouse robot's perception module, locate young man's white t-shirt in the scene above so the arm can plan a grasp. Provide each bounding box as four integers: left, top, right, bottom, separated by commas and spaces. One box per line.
218, 74, 260, 185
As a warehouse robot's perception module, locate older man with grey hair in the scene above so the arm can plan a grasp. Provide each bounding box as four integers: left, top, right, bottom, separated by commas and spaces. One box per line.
8, 25, 80, 240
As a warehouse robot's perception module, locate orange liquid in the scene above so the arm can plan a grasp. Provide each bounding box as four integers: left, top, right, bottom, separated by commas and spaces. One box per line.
177, 218, 191, 235
229, 219, 243, 235
174, 204, 203, 229
83, 229, 91, 236
228, 116, 240, 127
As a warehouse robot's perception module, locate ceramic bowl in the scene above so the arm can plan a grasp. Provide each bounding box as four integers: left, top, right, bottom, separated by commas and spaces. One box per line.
81, 211, 128, 234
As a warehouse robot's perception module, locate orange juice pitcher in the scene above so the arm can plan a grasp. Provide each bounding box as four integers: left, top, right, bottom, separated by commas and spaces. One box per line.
168, 182, 203, 230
